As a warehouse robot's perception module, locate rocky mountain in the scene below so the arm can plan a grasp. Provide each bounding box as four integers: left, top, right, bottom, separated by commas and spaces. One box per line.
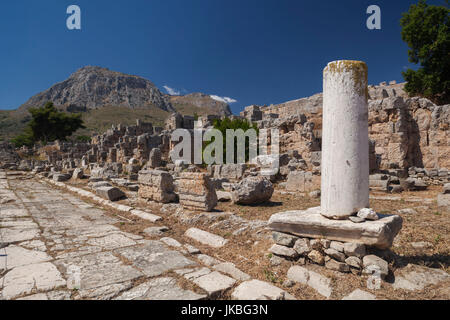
1, 66, 233, 140
16, 66, 175, 114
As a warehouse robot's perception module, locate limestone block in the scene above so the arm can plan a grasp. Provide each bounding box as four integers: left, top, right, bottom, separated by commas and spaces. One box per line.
269, 207, 402, 249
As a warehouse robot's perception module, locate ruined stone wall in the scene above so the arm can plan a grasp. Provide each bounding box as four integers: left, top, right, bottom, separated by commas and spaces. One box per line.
258, 82, 450, 171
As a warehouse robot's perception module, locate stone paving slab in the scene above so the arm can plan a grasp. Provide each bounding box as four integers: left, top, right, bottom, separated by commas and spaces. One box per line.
114, 241, 197, 277
0, 245, 52, 271
55, 251, 143, 294
232, 280, 295, 300
1, 227, 41, 243
0, 172, 258, 300
192, 271, 236, 297
185, 228, 229, 248
115, 277, 207, 300
0, 262, 66, 300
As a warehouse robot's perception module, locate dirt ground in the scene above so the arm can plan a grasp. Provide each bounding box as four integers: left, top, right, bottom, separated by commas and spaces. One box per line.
65, 178, 449, 300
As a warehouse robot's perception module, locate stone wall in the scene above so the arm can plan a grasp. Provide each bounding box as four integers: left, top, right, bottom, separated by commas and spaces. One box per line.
256, 82, 450, 173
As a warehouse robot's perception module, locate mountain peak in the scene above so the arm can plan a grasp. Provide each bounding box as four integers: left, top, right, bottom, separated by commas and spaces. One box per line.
17, 66, 173, 113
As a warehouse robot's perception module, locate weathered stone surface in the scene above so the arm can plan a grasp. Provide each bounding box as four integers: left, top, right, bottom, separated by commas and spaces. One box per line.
160, 237, 182, 248
270, 244, 299, 259
192, 271, 236, 297
343, 242, 366, 258
410, 241, 433, 249
178, 172, 217, 211
345, 256, 362, 269
196, 254, 221, 266
0, 262, 66, 299
1, 227, 40, 243
232, 280, 295, 300
95, 186, 125, 201
362, 255, 389, 279
0, 245, 52, 271
349, 216, 366, 223
308, 250, 325, 265
148, 148, 162, 168
293, 238, 311, 255
17, 293, 49, 300
397, 208, 418, 215
357, 208, 379, 221
213, 262, 251, 281
72, 168, 84, 179
443, 183, 450, 194
231, 176, 274, 205
287, 266, 332, 298
91, 181, 112, 189
437, 194, 450, 211
216, 190, 232, 202
329, 241, 344, 252
115, 277, 206, 300
53, 174, 71, 182
325, 259, 350, 272
342, 289, 376, 300
55, 251, 143, 297
114, 241, 196, 277
184, 244, 201, 255
86, 233, 137, 250
392, 264, 449, 291
272, 232, 299, 247
286, 171, 317, 193
185, 228, 228, 248
138, 170, 176, 203
213, 164, 246, 180
143, 226, 169, 236
321, 61, 369, 219
130, 209, 162, 222
269, 207, 403, 249
324, 248, 346, 262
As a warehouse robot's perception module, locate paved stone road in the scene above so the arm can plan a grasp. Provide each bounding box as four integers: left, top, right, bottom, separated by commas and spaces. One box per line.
0, 171, 208, 300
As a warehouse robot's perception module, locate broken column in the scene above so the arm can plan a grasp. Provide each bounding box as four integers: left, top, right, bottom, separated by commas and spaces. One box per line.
321, 60, 370, 220
267, 61, 403, 274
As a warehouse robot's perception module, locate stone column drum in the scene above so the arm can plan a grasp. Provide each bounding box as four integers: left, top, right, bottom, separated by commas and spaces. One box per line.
321, 60, 370, 219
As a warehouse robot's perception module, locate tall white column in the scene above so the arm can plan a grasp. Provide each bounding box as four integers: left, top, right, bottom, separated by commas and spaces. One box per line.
321, 60, 369, 220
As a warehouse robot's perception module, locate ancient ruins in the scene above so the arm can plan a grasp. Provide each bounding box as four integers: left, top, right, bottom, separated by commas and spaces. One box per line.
0, 60, 449, 301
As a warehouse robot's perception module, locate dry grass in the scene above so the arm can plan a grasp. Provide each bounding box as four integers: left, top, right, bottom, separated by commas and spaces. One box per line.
61, 176, 449, 300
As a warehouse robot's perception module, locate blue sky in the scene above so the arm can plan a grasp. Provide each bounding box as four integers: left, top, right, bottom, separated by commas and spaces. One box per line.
0, 0, 446, 114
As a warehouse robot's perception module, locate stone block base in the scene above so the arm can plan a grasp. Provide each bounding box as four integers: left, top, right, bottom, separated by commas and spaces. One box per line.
268, 207, 402, 249
269, 231, 390, 277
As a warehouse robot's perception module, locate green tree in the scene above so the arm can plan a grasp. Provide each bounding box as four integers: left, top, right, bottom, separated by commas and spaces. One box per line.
400, 0, 450, 104
11, 102, 85, 147
11, 127, 34, 148
204, 117, 259, 164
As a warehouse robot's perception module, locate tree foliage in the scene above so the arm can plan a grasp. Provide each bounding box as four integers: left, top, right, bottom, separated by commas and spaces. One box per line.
12, 102, 85, 147
204, 117, 259, 164
400, 0, 450, 104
